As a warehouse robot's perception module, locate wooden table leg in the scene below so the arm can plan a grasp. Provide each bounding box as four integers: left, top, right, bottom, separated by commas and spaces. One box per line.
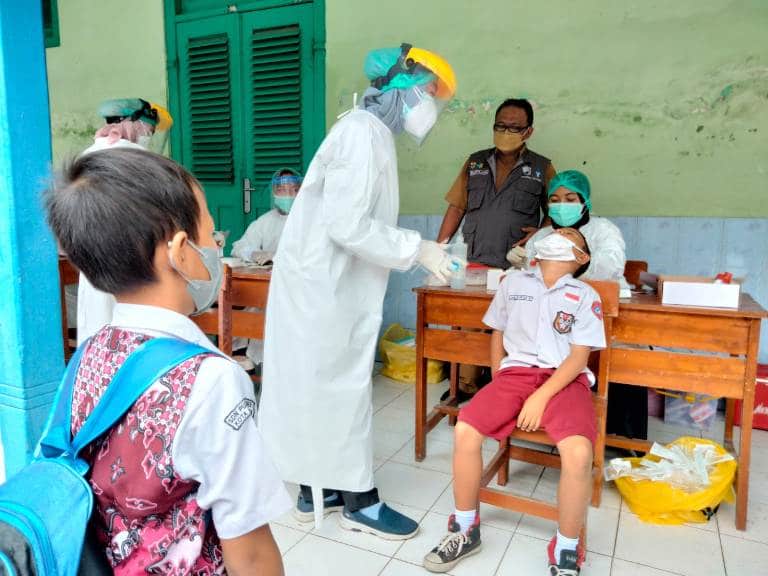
448, 362, 459, 426
415, 293, 428, 461
735, 320, 760, 530
724, 398, 735, 447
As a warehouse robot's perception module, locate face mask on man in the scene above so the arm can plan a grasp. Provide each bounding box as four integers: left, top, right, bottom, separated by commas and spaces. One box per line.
493, 131, 524, 154
169, 239, 222, 314
274, 196, 295, 214
549, 202, 585, 227
533, 232, 585, 262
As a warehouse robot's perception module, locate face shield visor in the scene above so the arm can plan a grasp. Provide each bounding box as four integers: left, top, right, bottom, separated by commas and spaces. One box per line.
271, 173, 302, 214
97, 98, 173, 153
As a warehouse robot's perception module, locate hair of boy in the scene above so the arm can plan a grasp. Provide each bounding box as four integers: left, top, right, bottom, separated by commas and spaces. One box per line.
45, 148, 202, 295
571, 228, 591, 279
495, 98, 534, 126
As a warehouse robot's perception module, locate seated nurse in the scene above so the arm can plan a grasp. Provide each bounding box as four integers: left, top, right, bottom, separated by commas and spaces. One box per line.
513, 170, 630, 292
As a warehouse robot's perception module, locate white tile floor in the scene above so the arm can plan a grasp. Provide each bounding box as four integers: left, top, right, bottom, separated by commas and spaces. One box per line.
272, 375, 768, 576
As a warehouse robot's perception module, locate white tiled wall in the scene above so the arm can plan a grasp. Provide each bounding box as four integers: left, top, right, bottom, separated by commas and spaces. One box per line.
384, 216, 768, 363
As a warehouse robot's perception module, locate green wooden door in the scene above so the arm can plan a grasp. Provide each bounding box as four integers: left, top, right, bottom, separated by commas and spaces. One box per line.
241, 4, 318, 216
171, 3, 324, 253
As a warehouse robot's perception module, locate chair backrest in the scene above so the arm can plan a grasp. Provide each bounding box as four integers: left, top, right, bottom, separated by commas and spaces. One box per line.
624, 260, 648, 290
583, 279, 619, 400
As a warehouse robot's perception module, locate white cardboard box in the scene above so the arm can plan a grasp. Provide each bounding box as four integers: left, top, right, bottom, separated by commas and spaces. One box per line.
659, 275, 741, 309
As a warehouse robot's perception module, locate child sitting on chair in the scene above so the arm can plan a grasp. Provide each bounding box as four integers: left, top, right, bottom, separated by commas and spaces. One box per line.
423, 228, 605, 576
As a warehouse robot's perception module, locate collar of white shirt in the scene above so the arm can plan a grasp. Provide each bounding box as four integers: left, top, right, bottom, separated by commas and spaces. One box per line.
109, 303, 218, 351
527, 266, 580, 293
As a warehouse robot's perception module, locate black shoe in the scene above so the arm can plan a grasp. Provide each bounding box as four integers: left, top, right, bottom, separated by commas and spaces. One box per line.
439, 388, 475, 404
423, 514, 482, 573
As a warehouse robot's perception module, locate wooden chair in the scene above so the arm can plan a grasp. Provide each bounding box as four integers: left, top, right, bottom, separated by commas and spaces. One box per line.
192, 265, 268, 383
477, 280, 620, 549
623, 260, 648, 290
58, 257, 79, 361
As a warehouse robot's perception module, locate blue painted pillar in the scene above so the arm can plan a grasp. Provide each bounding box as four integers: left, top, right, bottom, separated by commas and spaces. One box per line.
0, 0, 63, 478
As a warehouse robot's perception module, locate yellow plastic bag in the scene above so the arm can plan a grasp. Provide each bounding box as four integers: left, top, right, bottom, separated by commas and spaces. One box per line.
614, 437, 737, 525
379, 324, 446, 384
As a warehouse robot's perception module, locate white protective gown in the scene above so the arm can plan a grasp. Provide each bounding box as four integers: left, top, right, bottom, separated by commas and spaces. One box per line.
260, 109, 422, 503
526, 216, 630, 291
76, 138, 147, 345
230, 209, 288, 259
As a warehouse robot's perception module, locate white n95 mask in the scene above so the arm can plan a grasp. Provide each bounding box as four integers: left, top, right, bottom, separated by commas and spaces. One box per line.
533, 233, 584, 262
402, 86, 439, 144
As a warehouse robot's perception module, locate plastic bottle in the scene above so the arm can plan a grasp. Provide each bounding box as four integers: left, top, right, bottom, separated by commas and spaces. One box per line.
449, 234, 467, 290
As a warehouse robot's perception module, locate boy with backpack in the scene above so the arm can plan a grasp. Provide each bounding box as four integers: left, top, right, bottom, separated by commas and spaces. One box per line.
423, 228, 606, 575
30, 149, 290, 574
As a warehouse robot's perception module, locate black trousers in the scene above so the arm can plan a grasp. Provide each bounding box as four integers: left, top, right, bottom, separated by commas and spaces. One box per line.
299, 484, 379, 513
606, 383, 648, 440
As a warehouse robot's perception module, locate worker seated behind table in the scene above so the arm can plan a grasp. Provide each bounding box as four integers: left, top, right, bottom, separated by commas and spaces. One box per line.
231, 168, 302, 264
511, 169, 630, 293
227, 168, 302, 370
436, 98, 556, 268
423, 227, 605, 576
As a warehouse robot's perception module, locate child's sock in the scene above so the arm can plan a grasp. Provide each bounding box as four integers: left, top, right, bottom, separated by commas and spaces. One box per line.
454, 508, 477, 533
358, 502, 383, 520
554, 530, 580, 560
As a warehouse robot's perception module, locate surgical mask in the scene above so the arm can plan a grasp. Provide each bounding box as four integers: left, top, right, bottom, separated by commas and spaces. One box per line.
403, 91, 438, 143
549, 202, 585, 227
274, 196, 295, 214
533, 233, 585, 262
493, 131, 524, 154
169, 239, 222, 314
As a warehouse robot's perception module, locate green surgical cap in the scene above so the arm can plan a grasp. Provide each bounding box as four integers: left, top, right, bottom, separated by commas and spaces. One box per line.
97, 98, 157, 125
364, 47, 435, 92
547, 170, 592, 211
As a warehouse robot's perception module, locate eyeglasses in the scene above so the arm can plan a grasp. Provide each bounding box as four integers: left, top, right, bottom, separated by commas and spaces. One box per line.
493, 123, 529, 134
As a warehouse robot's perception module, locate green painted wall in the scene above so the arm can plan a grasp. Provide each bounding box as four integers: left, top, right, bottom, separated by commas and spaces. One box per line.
45, 0, 167, 162
46, 1, 767, 215
326, 0, 768, 216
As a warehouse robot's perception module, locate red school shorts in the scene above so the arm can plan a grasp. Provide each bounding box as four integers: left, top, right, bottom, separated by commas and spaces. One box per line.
457, 366, 596, 446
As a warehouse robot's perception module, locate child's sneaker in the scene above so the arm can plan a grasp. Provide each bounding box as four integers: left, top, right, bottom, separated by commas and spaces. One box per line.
293, 490, 345, 523
423, 514, 482, 573
547, 535, 585, 575
340, 503, 419, 540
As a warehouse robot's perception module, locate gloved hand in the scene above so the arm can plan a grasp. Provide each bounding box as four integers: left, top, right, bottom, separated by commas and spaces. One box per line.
506, 245, 528, 269
248, 250, 274, 266
418, 240, 464, 284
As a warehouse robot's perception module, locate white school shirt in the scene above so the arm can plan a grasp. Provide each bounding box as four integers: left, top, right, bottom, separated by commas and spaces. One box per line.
483, 269, 606, 384
230, 209, 288, 260
108, 303, 292, 539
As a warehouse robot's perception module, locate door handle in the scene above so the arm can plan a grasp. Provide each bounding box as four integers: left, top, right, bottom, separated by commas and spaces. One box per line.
243, 177, 256, 214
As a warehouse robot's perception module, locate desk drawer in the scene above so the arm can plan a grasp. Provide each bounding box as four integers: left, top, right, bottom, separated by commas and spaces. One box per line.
422, 293, 491, 329
613, 309, 750, 355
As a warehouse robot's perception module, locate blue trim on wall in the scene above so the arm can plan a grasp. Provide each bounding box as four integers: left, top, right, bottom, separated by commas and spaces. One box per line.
0, 0, 63, 477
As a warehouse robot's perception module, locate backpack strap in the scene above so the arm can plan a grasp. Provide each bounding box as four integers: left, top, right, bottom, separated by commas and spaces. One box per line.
37, 338, 217, 459
70, 338, 214, 456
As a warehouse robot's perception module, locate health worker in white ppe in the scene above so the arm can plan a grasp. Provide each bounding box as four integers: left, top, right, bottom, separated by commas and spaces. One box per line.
230, 168, 303, 365
231, 168, 302, 263
76, 99, 173, 345
260, 43, 460, 539
511, 170, 630, 292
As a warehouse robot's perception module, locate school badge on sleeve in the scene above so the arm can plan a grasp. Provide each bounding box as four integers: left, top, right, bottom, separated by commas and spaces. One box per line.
553, 311, 575, 334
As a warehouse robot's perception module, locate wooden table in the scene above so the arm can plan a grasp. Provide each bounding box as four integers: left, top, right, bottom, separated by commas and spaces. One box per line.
413, 285, 767, 530
193, 265, 271, 353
